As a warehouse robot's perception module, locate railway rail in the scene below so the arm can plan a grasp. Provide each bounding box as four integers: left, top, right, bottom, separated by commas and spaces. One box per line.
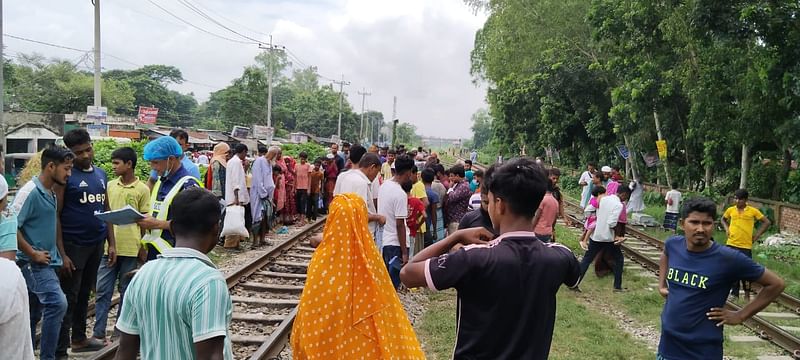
560, 198, 800, 359
463, 159, 800, 358
87, 217, 326, 360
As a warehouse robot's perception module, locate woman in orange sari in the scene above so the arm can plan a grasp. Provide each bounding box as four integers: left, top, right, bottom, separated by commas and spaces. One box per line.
291, 193, 425, 359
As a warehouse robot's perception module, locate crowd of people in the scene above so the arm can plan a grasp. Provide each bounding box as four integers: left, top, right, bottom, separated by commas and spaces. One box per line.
0, 127, 788, 360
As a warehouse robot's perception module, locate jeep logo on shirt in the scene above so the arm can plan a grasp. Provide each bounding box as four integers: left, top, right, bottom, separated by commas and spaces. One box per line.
80, 192, 106, 204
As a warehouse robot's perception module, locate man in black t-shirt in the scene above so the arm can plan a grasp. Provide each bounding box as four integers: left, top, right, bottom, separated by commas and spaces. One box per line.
401, 158, 580, 359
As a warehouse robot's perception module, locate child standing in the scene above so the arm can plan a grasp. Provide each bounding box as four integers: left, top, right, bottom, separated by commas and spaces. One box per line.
580, 186, 606, 250
92, 147, 150, 344
295, 152, 311, 225
664, 183, 682, 233
308, 159, 324, 221
403, 181, 426, 257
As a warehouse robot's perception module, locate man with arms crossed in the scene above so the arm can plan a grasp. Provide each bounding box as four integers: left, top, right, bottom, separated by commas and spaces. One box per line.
658, 197, 784, 359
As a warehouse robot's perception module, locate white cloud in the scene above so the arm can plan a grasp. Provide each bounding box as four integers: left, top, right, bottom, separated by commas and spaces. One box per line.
4, 0, 487, 138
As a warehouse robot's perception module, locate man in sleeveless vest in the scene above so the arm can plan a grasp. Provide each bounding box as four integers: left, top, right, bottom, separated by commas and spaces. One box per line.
136, 136, 201, 261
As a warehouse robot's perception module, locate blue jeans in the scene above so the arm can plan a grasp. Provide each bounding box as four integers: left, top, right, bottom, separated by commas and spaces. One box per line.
93, 256, 138, 339
20, 262, 67, 360
382, 245, 408, 289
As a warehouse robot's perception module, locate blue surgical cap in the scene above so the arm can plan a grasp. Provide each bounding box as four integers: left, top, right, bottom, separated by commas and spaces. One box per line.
143, 136, 183, 161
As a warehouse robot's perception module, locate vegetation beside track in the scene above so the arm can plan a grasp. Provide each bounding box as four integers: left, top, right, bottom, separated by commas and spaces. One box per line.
559, 175, 800, 298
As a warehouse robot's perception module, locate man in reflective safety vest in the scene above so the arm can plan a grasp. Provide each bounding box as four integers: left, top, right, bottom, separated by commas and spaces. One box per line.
136, 136, 201, 261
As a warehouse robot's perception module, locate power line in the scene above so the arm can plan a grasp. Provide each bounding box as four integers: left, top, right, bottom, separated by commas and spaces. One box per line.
145, 0, 257, 45
4, 34, 87, 53
175, 0, 264, 44
185, 0, 272, 38
6, 34, 225, 90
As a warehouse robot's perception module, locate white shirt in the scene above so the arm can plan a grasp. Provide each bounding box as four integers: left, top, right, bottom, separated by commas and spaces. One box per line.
579, 170, 593, 207
665, 190, 682, 214
224, 155, 250, 205
377, 180, 408, 248
0, 258, 34, 360
592, 195, 623, 242
197, 154, 209, 165
334, 169, 379, 232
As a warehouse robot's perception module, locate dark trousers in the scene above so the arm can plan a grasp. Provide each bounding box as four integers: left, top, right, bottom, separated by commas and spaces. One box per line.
58, 241, 103, 354
727, 245, 752, 296
307, 193, 319, 220
382, 245, 408, 289
578, 239, 624, 290
296, 189, 309, 217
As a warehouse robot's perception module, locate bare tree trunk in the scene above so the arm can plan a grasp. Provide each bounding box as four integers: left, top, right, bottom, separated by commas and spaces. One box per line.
739, 144, 750, 189
773, 147, 792, 200
653, 110, 672, 186
624, 135, 639, 180
703, 163, 713, 192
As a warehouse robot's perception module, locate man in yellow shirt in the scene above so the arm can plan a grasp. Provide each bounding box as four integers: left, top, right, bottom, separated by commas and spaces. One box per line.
92, 147, 151, 343
721, 189, 771, 299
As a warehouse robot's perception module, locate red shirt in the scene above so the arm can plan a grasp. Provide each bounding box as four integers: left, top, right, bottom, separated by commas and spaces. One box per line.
407, 196, 426, 236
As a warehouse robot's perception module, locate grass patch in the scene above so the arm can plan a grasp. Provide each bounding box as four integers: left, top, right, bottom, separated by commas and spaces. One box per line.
560, 189, 800, 298
555, 223, 785, 358
414, 236, 655, 359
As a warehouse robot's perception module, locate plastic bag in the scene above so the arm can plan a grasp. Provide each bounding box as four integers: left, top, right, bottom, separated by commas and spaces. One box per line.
221, 205, 249, 237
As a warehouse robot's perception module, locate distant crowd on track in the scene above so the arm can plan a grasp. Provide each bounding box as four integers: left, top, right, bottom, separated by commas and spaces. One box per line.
0, 127, 787, 359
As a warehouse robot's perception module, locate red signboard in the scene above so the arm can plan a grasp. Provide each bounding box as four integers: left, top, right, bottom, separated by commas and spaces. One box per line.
137, 106, 159, 124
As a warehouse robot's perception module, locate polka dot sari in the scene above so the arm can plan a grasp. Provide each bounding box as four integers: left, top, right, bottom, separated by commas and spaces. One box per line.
291, 193, 425, 359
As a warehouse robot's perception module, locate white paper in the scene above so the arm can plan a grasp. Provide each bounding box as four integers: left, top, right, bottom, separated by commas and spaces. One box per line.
94, 205, 145, 225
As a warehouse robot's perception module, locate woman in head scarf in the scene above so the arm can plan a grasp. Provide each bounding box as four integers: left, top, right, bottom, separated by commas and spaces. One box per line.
208, 142, 230, 200
291, 193, 424, 359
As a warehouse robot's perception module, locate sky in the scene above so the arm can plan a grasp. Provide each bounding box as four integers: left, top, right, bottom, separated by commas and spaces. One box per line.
4, 0, 488, 139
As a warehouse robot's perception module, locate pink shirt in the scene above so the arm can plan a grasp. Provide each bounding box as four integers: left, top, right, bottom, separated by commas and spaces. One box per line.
295, 163, 311, 190
534, 193, 559, 235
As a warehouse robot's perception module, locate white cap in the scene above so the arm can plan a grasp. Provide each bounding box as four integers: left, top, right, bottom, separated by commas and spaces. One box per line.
601, 166, 612, 173
326, 153, 335, 159
0, 176, 8, 199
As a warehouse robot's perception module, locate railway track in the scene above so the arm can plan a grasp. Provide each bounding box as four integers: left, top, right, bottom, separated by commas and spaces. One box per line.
87, 217, 326, 360
462, 159, 800, 358
560, 198, 800, 359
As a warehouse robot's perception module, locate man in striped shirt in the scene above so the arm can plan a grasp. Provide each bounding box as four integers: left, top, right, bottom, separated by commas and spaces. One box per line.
115, 188, 232, 360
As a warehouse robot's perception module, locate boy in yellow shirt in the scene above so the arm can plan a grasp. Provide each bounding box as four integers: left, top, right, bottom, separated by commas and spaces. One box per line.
721, 189, 771, 299
92, 147, 151, 343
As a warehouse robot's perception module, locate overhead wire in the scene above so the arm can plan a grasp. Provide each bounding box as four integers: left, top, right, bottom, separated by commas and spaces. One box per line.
144, 0, 257, 45
183, 0, 272, 38
175, 0, 265, 44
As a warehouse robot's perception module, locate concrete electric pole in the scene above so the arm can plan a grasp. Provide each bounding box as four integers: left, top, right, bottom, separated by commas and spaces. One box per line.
93, 0, 101, 107
0, 0, 4, 170
332, 74, 349, 140
259, 36, 284, 128
358, 88, 371, 142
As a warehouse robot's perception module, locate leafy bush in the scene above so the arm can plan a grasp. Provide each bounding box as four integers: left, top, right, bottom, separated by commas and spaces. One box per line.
747, 161, 781, 199
784, 170, 800, 203
280, 142, 328, 162
92, 139, 151, 181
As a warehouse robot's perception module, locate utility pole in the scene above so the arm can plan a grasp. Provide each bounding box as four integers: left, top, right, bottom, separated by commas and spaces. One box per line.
391, 96, 398, 148
358, 88, 371, 142
332, 74, 349, 140
93, 0, 101, 107
258, 36, 284, 128
0, 0, 5, 171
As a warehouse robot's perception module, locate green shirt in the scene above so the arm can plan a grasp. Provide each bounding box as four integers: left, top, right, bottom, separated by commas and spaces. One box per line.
116, 247, 233, 360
